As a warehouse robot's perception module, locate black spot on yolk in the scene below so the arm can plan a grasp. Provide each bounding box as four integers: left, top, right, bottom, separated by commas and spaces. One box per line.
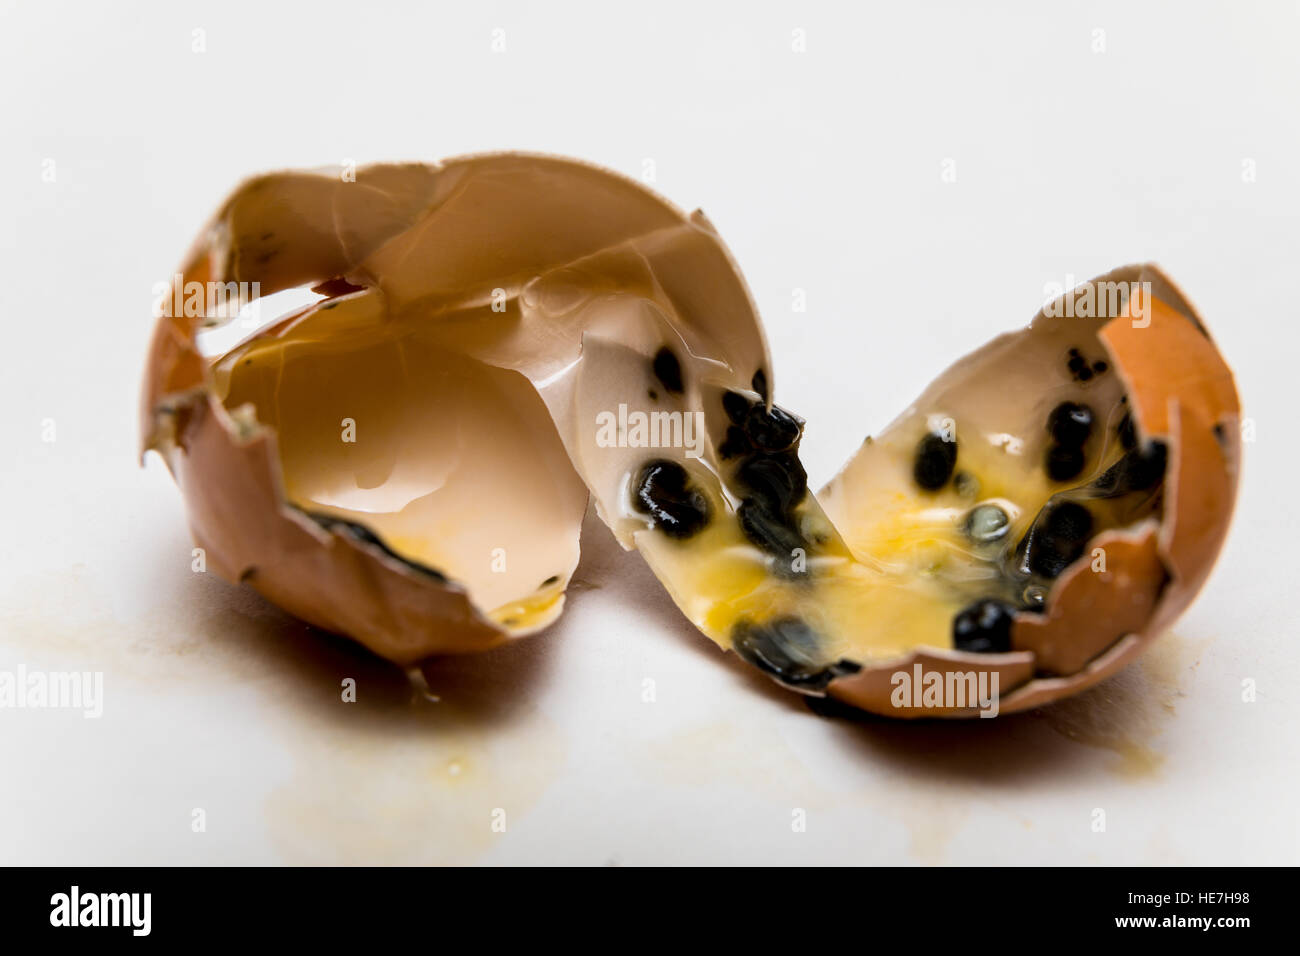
737, 454, 805, 514
1045, 402, 1094, 481
1047, 402, 1094, 447
731, 617, 859, 691
719, 388, 812, 561
913, 432, 957, 491
735, 451, 809, 560
632, 460, 710, 539
1046, 444, 1087, 482
952, 599, 1016, 653
744, 403, 801, 452
1018, 499, 1094, 579
652, 347, 684, 394
1094, 441, 1167, 496
738, 500, 807, 564
1065, 347, 1108, 383
719, 425, 752, 460
722, 390, 751, 424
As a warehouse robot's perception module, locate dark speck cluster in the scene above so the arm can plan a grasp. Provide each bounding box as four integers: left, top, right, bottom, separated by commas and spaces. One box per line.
1066, 347, 1108, 383
1044, 401, 1093, 482
719, 390, 810, 561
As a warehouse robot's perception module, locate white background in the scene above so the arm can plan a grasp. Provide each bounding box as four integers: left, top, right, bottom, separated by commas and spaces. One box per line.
1, 0, 1297, 864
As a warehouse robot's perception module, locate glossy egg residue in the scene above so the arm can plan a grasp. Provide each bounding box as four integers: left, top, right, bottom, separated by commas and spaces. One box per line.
142, 154, 1240, 718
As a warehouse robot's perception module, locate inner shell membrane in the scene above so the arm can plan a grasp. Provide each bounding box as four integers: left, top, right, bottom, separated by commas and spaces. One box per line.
210, 290, 588, 630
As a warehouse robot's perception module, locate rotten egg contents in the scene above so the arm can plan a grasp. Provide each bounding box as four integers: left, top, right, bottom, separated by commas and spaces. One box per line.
142, 154, 1240, 718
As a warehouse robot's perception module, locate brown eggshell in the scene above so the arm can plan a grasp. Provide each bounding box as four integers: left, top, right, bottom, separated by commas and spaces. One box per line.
171, 394, 503, 664
825, 264, 1240, 717
1011, 525, 1165, 677
143, 153, 773, 662
827, 648, 1036, 718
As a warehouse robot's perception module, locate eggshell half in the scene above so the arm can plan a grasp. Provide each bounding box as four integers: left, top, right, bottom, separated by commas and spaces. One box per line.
142, 154, 771, 661
825, 264, 1240, 716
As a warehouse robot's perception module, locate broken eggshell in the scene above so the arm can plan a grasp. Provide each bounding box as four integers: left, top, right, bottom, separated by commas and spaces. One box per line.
140, 154, 771, 664
142, 156, 1240, 719
557, 264, 1239, 718
818, 265, 1240, 716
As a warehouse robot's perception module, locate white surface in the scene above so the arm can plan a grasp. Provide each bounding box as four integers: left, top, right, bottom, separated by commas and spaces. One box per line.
1, 0, 1297, 865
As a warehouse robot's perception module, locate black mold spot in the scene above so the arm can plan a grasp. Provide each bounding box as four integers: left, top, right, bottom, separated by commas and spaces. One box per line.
717, 392, 811, 560
632, 459, 710, 539
722, 390, 751, 424
731, 617, 857, 691
1017, 499, 1094, 579
913, 432, 957, 491
1066, 347, 1107, 383
652, 347, 684, 394
1048, 402, 1094, 447
738, 499, 806, 559
734, 441, 809, 560
1093, 441, 1167, 496
303, 510, 449, 583
744, 403, 801, 452
719, 424, 752, 460
1046, 444, 1087, 482
1117, 410, 1138, 451
737, 454, 805, 514
952, 598, 1016, 653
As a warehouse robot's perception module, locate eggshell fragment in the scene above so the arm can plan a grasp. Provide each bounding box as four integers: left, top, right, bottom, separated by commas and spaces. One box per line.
824, 265, 1240, 716
143, 154, 771, 662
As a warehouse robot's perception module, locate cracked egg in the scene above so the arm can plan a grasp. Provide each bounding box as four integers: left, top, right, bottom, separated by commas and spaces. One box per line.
141, 153, 768, 664
582, 265, 1239, 717
142, 155, 1239, 717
